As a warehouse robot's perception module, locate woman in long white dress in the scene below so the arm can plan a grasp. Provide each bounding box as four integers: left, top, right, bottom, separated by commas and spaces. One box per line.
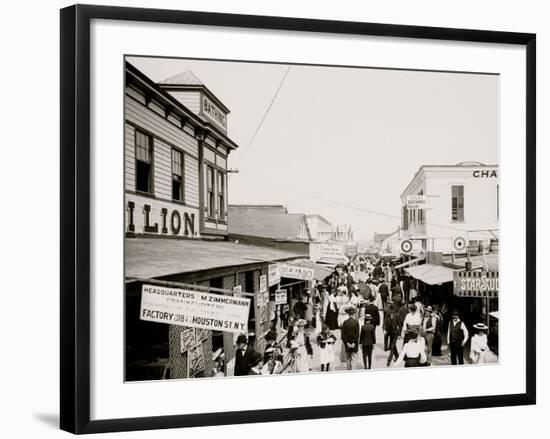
336, 291, 350, 327
293, 319, 313, 373
470, 323, 490, 364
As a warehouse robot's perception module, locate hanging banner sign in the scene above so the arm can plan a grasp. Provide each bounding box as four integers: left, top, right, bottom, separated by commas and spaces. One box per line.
453, 271, 499, 298
268, 264, 281, 287
280, 264, 314, 281
274, 289, 288, 305
140, 284, 250, 333
317, 244, 346, 261
260, 274, 267, 293
407, 195, 428, 210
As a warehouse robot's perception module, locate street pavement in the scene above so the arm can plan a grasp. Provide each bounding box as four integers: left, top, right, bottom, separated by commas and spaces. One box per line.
308, 311, 453, 372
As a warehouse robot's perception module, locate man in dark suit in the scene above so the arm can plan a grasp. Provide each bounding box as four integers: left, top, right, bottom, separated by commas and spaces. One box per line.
234, 334, 255, 376
365, 298, 380, 328
360, 314, 376, 369
378, 281, 389, 309
341, 306, 360, 370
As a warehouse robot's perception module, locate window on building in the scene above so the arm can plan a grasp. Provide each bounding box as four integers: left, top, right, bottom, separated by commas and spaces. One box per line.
497, 184, 499, 220
207, 165, 215, 218
451, 185, 464, 221
418, 190, 424, 224
402, 206, 408, 230
171, 149, 184, 202
217, 171, 225, 219
135, 130, 153, 193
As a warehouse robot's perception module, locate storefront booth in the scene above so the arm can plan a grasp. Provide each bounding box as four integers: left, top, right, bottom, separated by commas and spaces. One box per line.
125, 237, 305, 381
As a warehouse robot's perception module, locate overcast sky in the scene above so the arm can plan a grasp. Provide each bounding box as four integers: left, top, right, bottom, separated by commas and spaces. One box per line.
127, 56, 499, 241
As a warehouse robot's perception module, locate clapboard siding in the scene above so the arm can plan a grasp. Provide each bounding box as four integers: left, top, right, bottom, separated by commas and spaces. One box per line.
126, 86, 146, 105
216, 154, 227, 168
185, 155, 200, 206
125, 96, 199, 157
203, 147, 215, 163
166, 91, 201, 114
153, 139, 172, 200
125, 123, 136, 191
204, 136, 217, 149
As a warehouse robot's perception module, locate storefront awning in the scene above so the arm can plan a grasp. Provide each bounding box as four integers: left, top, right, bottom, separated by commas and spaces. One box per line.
395, 256, 425, 269
125, 238, 305, 279
281, 259, 333, 281
405, 263, 455, 285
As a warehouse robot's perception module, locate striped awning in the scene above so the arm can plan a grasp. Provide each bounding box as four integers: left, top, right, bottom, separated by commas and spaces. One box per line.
405, 263, 454, 285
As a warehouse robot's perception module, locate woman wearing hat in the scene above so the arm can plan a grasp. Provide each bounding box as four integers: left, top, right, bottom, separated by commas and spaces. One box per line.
336, 289, 350, 327
293, 319, 313, 373
261, 347, 283, 375
470, 323, 490, 364
324, 288, 339, 330
392, 327, 427, 368
247, 351, 264, 375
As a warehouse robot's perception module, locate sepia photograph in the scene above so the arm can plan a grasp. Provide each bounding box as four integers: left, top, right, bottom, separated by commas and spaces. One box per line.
124, 55, 500, 381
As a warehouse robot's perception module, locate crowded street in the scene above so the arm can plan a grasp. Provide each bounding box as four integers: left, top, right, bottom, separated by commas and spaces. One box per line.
229, 255, 497, 377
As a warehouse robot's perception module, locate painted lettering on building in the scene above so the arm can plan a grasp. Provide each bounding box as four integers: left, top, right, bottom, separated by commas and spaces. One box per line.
202, 95, 227, 131
472, 170, 498, 178
127, 200, 197, 237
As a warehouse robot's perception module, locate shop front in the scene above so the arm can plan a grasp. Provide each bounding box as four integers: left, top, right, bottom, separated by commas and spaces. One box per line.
125, 237, 305, 381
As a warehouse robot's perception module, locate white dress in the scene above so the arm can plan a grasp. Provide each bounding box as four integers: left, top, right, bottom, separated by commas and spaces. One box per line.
294, 332, 312, 373
336, 295, 349, 327
470, 333, 489, 364
318, 334, 336, 365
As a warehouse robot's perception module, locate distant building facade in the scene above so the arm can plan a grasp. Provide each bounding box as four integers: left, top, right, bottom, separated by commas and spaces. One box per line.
400, 162, 499, 254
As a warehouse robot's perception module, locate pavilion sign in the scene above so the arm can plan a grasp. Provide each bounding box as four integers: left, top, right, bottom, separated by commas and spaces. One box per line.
140, 284, 250, 333
453, 271, 499, 298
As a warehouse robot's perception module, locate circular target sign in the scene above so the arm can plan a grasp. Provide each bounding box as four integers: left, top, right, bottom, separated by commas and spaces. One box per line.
401, 240, 413, 253
453, 236, 467, 251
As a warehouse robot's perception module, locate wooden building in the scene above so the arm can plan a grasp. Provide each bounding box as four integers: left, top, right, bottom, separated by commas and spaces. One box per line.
125, 61, 237, 239
124, 62, 325, 381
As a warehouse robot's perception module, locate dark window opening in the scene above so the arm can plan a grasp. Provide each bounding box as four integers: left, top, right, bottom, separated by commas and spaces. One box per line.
171, 149, 184, 202
207, 165, 215, 218
135, 130, 152, 193
451, 185, 464, 221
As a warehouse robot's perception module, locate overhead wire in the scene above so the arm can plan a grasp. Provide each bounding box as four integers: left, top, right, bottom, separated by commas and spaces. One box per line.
238, 170, 497, 235
237, 65, 291, 161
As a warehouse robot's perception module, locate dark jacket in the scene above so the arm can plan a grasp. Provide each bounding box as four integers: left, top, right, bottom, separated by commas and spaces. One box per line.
391, 284, 403, 302
360, 323, 376, 347
378, 282, 389, 300
384, 311, 401, 336
365, 303, 381, 327
293, 301, 307, 320
341, 317, 360, 353
234, 346, 253, 376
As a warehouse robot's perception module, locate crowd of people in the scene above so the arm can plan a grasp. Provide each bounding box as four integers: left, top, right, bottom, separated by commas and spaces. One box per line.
232, 255, 496, 377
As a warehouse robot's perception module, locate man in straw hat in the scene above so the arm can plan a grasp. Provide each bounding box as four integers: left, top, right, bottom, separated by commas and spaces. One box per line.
340, 305, 360, 370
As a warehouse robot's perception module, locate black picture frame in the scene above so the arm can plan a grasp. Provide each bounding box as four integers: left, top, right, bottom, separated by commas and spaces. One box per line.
60, 4, 536, 434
